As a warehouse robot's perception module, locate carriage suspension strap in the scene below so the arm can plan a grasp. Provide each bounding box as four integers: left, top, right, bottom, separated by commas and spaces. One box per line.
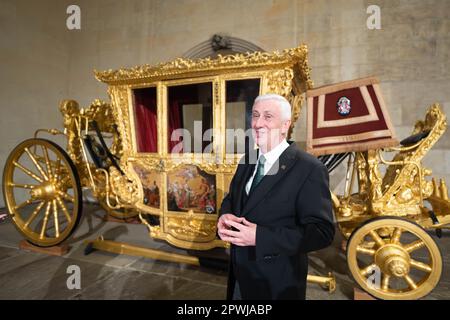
428, 210, 442, 238
90, 120, 124, 175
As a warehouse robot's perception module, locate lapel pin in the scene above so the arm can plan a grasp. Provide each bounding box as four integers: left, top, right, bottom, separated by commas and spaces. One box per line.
281, 165, 286, 170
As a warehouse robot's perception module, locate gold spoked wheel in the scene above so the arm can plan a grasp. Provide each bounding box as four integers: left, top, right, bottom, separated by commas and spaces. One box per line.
347, 217, 442, 300
2, 139, 82, 247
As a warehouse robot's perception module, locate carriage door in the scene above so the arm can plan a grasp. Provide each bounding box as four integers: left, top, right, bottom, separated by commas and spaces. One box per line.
162, 80, 219, 247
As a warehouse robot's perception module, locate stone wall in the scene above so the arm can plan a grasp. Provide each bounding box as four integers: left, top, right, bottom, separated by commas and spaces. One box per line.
0, 0, 72, 207
1, 0, 449, 206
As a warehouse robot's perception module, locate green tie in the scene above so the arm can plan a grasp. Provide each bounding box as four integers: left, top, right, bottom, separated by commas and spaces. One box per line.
249, 155, 266, 193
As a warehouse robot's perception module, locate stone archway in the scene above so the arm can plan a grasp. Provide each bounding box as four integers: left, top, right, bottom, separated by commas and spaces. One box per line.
182, 34, 264, 59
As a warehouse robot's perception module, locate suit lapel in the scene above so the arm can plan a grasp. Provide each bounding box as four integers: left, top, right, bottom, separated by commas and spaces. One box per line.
242, 143, 298, 215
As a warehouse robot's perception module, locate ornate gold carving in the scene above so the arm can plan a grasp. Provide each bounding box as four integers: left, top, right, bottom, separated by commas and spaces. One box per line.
163, 157, 217, 175
289, 93, 304, 125
367, 150, 384, 203
379, 104, 446, 209
130, 157, 164, 171
266, 68, 294, 97
95, 45, 310, 85
355, 152, 369, 200
108, 86, 130, 159
59, 99, 123, 159
108, 166, 141, 205
59, 99, 124, 189
336, 103, 448, 226
164, 212, 218, 242
59, 100, 82, 165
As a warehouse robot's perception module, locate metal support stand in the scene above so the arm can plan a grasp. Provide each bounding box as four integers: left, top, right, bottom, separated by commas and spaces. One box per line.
85, 237, 337, 293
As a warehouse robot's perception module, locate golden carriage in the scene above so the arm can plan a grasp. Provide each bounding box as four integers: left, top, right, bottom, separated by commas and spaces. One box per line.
3, 44, 449, 299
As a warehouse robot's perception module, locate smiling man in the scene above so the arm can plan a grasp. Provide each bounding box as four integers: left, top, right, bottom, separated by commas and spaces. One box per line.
217, 93, 335, 300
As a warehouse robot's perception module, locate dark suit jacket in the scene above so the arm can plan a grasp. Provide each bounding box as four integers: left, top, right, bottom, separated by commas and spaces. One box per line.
219, 142, 335, 300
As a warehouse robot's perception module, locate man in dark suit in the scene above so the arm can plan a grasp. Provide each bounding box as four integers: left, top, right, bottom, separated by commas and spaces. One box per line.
217, 94, 335, 300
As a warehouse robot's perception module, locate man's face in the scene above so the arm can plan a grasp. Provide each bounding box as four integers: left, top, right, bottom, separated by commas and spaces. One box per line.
251, 99, 291, 152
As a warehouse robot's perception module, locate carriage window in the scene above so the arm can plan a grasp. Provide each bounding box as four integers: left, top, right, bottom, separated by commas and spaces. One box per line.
168, 82, 213, 154
133, 87, 158, 153
225, 78, 260, 154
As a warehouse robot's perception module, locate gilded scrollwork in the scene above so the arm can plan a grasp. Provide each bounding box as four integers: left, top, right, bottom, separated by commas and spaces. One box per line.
266, 68, 294, 97
286, 91, 304, 139
380, 104, 446, 205
355, 152, 369, 200
59, 100, 83, 165
60, 99, 123, 160
164, 213, 218, 242
296, 54, 314, 91
108, 86, 130, 160
95, 45, 310, 85
337, 103, 448, 228
129, 157, 165, 172
108, 166, 141, 205
163, 157, 218, 175
288, 93, 304, 124
367, 150, 384, 203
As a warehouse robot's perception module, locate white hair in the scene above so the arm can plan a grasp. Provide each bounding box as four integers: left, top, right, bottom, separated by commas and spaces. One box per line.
253, 94, 292, 121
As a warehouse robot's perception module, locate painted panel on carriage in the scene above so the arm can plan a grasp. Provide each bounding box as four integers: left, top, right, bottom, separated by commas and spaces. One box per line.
167, 165, 216, 214
133, 165, 161, 209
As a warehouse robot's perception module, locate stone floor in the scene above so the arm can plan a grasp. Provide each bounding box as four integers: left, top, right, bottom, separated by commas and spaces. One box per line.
0, 203, 449, 300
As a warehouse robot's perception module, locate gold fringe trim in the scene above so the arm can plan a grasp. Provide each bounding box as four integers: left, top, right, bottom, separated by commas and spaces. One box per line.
306, 76, 379, 97
306, 138, 399, 156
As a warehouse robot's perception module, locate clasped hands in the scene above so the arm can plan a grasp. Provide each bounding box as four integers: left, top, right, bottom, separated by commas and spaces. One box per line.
217, 213, 256, 246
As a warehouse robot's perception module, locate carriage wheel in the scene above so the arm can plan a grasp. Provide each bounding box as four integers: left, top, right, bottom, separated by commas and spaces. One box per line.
347, 217, 442, 300
2, 139, 82, 247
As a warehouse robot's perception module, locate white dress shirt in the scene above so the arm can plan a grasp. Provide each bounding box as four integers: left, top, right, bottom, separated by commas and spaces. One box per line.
245, 139, 290, 195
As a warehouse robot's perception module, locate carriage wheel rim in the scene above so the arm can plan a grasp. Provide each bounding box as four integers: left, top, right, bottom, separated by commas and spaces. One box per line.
347, 217, 442, 300
3, 139, 81, 247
